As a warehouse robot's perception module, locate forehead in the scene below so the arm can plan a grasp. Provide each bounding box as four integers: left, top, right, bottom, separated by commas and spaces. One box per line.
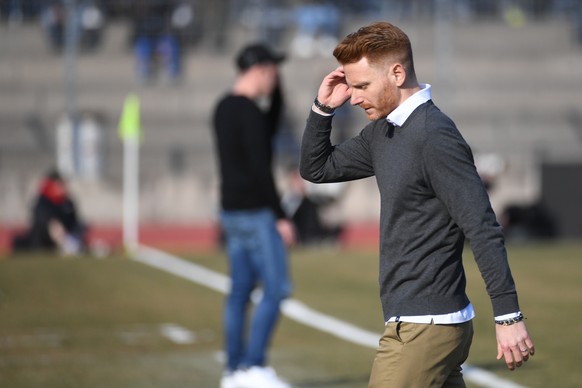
343, 57, 385, 86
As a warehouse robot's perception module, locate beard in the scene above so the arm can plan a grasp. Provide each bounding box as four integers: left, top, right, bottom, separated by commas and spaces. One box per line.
366, 79, 400, 120
361, 93, 398, 120
362, 107, 384, 121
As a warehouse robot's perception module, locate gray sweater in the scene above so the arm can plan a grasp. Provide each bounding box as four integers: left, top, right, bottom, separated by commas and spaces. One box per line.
300, 101, 519, 321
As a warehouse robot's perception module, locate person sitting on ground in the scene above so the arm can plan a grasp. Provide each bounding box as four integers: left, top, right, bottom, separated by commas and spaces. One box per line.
12, 170, 88, 256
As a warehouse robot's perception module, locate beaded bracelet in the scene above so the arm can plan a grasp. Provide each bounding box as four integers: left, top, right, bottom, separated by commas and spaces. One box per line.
313, 97, 336, 114
495, 312, 524, 326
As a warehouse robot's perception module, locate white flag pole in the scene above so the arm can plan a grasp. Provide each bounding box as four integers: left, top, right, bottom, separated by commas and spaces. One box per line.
119, 94, 141, 255
122, 135, 139, 254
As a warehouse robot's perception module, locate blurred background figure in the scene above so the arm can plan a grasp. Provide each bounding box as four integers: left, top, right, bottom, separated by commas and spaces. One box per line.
11, 170, 88, 256
40, 0, 65, 51
212, 43, 294, 388
40, 0, 105, 53
500, 202, 557, 242
554, 0, 582, 45
290, 0, 341, 58
237, 0, 291, 48
474, 152, 506, 192
129, 0, 193, 85
282, 167, 344, 246
78, 0, 105, 51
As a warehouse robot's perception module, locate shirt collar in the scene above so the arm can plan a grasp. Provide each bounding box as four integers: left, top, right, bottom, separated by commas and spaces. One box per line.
386, 83, 431, 127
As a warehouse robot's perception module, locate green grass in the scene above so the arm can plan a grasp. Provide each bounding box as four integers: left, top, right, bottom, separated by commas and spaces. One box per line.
462, 242, 582, 388
0, 242, 581, 387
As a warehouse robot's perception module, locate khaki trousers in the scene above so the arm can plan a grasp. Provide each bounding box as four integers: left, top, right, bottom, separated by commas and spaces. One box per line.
368, 320, 473, 388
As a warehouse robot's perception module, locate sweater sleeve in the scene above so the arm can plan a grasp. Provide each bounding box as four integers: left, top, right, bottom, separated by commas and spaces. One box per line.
265, 81, 283, 136
421, 123, 520, 316
300, 110, 375, 183
238, 99, 287, 219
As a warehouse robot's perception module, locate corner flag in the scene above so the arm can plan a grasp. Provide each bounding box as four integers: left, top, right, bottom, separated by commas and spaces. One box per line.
119, 93, 141, 141
119, 93, 141, 254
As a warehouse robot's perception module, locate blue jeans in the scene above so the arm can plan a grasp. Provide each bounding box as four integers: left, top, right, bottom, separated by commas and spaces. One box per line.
134, 34, 181, 80
220, 208, 292, 371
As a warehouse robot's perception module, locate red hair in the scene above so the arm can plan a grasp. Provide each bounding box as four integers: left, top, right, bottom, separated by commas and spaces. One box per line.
333, 22, 416, 75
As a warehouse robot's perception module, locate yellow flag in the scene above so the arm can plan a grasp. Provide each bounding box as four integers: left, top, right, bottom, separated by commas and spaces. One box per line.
119, 93, 141, 141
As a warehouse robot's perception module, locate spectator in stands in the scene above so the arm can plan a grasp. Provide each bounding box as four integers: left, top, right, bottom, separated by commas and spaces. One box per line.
290, 0, 341, 58
500, 202, 557, 241
212, 43, 295, 388
40, 0, 66, 51
40, 0, 105, 53
282, 167, 343, 246
130, 0, 190, 85
11, 170, 88, 256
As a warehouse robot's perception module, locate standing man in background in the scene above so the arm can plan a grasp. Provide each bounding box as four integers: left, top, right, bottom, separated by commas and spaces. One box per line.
212, 43, 295, 388
300, 22, 535, 387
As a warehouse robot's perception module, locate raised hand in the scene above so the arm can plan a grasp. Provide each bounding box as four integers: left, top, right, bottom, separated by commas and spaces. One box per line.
317, 66, 352, 109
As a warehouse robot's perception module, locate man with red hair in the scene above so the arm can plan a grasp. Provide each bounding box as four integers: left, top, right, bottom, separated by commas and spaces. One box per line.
300, 22, 535, 387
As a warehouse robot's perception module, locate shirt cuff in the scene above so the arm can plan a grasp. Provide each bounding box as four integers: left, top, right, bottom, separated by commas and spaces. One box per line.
312, 104, 335, 116
494, 311, 522, 321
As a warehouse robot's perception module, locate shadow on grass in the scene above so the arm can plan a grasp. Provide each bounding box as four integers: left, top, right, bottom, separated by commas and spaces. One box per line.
468, 361, 513, 371
294, 374, 370, 387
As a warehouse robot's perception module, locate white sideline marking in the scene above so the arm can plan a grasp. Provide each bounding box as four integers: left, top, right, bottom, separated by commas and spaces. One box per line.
134, 245, 525, 388
160, 323, 197, 344
281, 299, 379, 348
135, 245, 230, 294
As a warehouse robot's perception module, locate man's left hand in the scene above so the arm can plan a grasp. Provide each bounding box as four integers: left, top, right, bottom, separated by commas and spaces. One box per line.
276, 219, 296, 247
496, 321, 535, 370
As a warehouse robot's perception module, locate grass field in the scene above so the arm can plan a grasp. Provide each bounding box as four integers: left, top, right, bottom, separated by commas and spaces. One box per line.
1, 242, 581, 387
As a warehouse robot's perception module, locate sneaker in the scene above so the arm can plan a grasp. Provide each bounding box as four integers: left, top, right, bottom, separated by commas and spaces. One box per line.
219, 371, 237, 388
235, 366, 290, 388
